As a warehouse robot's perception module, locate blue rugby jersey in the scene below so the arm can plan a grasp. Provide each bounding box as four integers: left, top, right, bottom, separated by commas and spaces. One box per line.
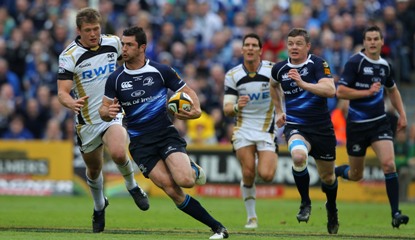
104, 59, 186, 138
270, 54, 333, 126
339, 51, 395, 123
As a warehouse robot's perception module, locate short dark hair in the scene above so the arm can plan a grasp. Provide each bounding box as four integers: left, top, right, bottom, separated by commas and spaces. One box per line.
363, 25, 383, 39
123, 26, 147, 46
288, 28, 310, 43
242, 33, 262, 48
76, 8, 101, 29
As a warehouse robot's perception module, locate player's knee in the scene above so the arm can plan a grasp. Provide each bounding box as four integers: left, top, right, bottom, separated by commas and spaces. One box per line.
289, 139, 308, 168
175, 175, 195, 188
259, 172, 275, 182
381, 160, 397, 173
87, 168, 101, 179
258, 168, 276, 182
109, 150, 127, 164
320, 172, 336, 185
292, 161, 307, 172
242, 168, 256, 180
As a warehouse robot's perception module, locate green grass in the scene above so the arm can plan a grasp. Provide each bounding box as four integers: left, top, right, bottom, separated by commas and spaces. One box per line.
0, 195, 414, 239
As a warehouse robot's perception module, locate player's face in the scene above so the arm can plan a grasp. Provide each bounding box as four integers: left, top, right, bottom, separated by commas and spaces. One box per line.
77, 23, 101, 48
121, 35, 140, 62
242, 37, 261, 63
287, 36, 310, 64
363, 31, 383, 59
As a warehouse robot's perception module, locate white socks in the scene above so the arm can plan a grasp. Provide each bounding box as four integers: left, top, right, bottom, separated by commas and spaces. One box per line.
86, 171, 105, 211
116, 159, 138, 190
241, 181, 257, 220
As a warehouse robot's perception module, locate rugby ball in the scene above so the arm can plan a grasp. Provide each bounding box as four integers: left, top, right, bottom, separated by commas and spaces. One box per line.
168, 92, 193, 113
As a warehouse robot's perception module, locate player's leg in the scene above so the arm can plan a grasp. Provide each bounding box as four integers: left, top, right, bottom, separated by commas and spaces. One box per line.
149, 160, 229, 239
164, 151, 199, 188
102, 123, 149, 210
82, 146, 108, 233
288, 134, 312, 222
372, 140, 409, 228
316, 160, 339, 234
236, 145, 258, 228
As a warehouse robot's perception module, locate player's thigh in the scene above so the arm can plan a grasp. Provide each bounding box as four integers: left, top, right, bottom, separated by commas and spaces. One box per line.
236, 145, 257, 170
149, 159, 176, 189
102, 124, 128, 153
165, 152, 193, 181
348, 155, 365, 175
257, 150, 277, 179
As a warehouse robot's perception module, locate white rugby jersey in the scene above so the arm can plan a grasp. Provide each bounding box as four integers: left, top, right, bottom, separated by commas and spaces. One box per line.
58, 34, 122, 125
224, 60, 275, 133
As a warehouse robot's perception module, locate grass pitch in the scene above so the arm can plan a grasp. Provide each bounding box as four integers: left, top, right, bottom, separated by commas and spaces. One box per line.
0, 195, 414, 239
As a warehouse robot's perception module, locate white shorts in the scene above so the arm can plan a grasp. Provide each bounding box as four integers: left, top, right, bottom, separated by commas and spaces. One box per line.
76, 113, 123, 153
232, 127, 276, 152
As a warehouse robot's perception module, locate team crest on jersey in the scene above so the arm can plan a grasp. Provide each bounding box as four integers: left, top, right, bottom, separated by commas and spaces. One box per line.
143, 77, 154, 86
379, 68, 385, 76
299, 68, 309, 76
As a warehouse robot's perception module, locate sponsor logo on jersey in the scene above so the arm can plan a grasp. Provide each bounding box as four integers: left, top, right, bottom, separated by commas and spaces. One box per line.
79, 62, 92, 68
363, 67, 373, 75
121, 81, 133, 90
282, 73, 290, 81
355, 82, 370, 88
131, 90, 146, 97
371, 77, 381, 82
81, 63, 116, 79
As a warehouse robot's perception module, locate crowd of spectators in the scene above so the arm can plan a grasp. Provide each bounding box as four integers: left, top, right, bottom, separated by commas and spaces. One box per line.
0, 0, 414, 145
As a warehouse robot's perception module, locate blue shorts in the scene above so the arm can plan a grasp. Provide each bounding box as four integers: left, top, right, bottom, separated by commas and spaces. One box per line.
346, 117, 393, 157
284, 124, 336, 161
129, 126, 187, 178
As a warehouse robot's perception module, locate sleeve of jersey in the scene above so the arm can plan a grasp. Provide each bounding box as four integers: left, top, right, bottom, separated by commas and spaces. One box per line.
338, 60, 356, 87
270, 63, 281, 84
115, 36, 123, 60
163, 66, 186, 91
104, 73, 117, 100
224, 72, 237, 95
384, 63, 395, 88
57, 54, 74, 80
314, 58, 333, 80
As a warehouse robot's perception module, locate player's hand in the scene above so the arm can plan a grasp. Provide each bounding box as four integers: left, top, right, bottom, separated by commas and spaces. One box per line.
276, 113, 286, 128
237, 95, 250, 110
108, 97, 121, 119
288, 69, 303, 85
396, 116, 407, 132
368, 82, 381, 96
72, 96, 89, 114
175, 104, 201, 120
